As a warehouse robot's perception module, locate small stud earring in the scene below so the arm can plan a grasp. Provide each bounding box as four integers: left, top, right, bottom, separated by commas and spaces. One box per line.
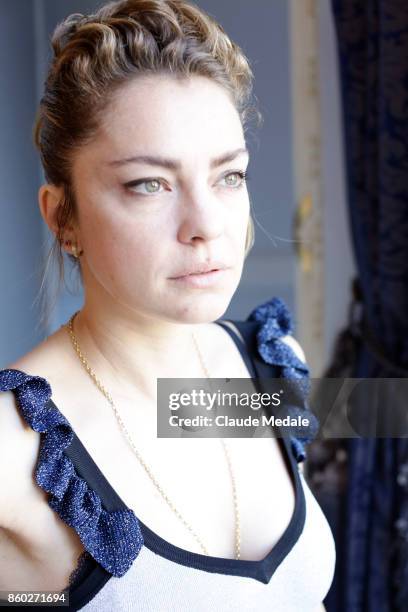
71, 244, 84, 258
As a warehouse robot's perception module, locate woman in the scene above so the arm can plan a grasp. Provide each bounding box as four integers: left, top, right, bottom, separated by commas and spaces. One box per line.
0, 0, 335, 609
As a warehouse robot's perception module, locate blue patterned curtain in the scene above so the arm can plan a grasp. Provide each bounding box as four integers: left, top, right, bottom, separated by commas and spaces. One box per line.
308, 2, 408, 610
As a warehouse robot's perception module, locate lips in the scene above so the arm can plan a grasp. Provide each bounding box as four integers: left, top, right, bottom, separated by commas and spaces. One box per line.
169, 268, 228, 288
170, 262, 228, 278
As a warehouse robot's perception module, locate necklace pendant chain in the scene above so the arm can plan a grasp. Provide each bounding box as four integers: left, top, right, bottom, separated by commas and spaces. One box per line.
191, 332, 241, 560
67, 311, 241, 560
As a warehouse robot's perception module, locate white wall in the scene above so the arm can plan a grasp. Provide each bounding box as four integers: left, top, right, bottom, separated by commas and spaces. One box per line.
318, 0, 356, 363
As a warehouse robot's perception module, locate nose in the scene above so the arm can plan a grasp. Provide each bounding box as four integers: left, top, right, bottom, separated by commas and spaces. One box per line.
176, 189, 224, 245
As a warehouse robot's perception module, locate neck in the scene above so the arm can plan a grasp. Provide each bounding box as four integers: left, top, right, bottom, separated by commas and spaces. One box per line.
68, 303, 211, 401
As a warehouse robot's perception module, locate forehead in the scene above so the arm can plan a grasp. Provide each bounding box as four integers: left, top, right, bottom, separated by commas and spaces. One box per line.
80, 75, 245, 165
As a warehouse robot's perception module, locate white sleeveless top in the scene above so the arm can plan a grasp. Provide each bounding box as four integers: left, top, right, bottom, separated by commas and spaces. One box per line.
79, 466, 336, 611
56, 406, 335, 612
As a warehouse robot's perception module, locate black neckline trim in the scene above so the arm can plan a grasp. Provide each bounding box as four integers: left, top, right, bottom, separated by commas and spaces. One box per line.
52, 320, 306, 608
137, 432, 304, 584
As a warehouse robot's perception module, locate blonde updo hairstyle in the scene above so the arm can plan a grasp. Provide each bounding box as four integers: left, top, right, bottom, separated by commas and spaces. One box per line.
34, 0, 259, 313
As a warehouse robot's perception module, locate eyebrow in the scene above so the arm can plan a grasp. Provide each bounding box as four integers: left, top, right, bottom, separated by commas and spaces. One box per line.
107, 147, 249, 170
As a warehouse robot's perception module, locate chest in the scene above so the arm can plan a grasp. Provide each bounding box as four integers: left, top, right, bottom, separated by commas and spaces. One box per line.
25, 321, 298, 569
76, 424, 297, 561
46, 332, 297, 561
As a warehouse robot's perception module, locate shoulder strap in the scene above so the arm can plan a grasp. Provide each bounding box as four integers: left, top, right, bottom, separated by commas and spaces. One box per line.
218, 319, 282, 380
217, 319, 313, 464
215, 320, 258, 379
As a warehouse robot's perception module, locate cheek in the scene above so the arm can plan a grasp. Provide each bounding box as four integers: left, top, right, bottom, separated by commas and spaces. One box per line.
231, 194, 250, 244
80, 207, 162, 283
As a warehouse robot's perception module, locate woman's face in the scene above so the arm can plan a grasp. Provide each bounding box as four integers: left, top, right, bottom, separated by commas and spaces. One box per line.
71, 75, 250, 324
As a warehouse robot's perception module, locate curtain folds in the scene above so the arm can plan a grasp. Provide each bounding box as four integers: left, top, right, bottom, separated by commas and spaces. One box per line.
308, 2, 408, 610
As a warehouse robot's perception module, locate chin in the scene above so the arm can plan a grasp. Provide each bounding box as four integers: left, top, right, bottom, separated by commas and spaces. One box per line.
169, 292, 234, 324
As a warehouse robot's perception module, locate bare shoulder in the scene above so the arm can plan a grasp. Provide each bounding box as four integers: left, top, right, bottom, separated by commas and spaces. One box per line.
0, 332, 88, 587
6, 325, 71, 381
0, 390, 41, 529
0, 327, 71, 528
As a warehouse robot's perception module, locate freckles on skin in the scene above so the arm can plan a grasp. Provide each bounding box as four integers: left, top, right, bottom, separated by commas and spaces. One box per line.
79, 203, 160, 300
70, 75, 250, 322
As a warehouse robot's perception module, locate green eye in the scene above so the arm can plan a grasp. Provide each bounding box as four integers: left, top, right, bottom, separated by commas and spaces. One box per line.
221, 171, 248, 188
124, 177, 166, 195
145, 179, 161, 193
225, 173, 240, 186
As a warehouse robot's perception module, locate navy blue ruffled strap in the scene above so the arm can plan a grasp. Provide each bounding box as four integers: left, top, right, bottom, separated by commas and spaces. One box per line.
248, 297, 320, 462
0, 369, 143, 577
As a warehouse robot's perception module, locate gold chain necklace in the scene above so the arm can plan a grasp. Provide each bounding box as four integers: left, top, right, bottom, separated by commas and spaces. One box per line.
66, 311, 241, 560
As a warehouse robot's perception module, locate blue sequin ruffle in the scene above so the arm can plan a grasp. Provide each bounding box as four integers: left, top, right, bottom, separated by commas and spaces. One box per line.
0, 369, 143, 577
248, 296, 320, 462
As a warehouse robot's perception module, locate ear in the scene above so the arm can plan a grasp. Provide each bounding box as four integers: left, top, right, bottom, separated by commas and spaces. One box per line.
38, 183, 80, 257
38, 183, 65, 237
